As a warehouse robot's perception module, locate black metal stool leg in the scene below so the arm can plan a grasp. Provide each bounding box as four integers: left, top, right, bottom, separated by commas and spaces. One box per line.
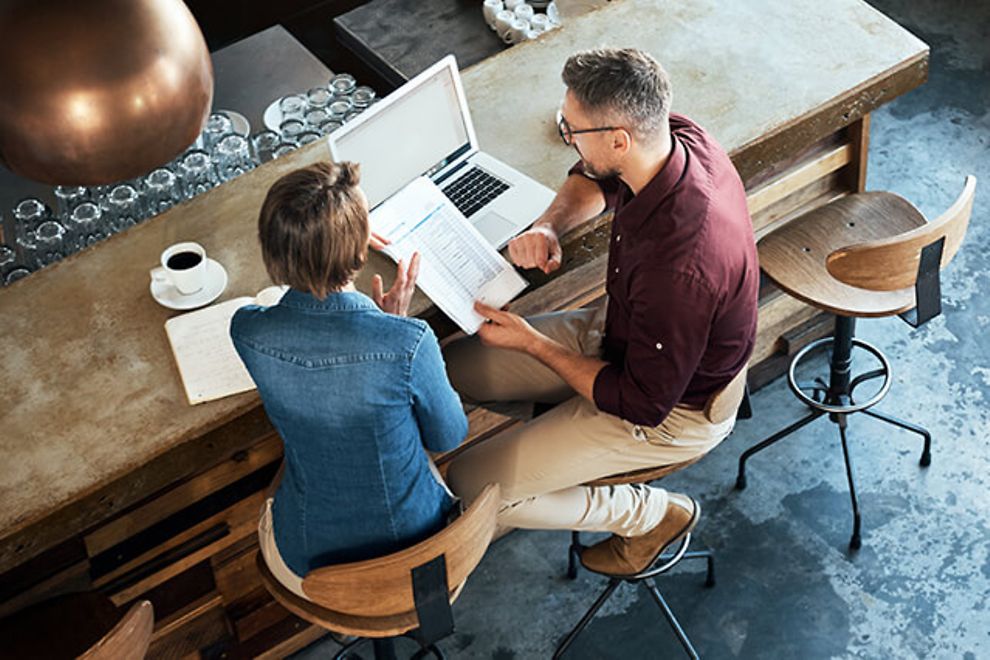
333, 637, 369, 660
681, 549, 715, 587
736, 410, 824, 490
567, 530, 582, 579
836, 419, 862, 550
862, 408, 933, 467
410, 643, 446, 660
373, 638, 398, 660
643, 581, 700, 660
553, 579, 621, 659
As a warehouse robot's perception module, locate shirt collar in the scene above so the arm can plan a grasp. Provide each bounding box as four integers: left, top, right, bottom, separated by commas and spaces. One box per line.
616, 134, 687, 233
279, 288, 379, 312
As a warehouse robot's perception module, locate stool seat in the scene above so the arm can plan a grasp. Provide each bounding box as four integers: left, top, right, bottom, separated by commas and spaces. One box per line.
583, 455, 703, 487
758, 191, 926, 317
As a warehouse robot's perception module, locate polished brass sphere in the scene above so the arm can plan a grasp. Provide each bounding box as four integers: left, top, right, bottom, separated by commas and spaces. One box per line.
0, 0, 214, 185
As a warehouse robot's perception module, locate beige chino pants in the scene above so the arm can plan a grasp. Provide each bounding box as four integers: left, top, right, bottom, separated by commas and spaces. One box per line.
443, 306, 735, 537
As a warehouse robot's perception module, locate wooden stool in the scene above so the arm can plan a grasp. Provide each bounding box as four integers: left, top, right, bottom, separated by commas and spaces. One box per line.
0, 593, 153, 659
556, 368, 751, 660
257, 484, 499, 660
737, 176, 976, 549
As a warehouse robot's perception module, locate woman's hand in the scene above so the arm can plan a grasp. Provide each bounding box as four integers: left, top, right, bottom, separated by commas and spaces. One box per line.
369, 231, 390, 251
372, 252, 421, 316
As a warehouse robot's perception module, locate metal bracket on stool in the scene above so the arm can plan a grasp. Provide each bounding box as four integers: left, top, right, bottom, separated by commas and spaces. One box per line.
900, 236, 945, 329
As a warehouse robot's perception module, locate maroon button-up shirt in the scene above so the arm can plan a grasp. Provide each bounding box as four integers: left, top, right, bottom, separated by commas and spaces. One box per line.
575, 114, 759, 427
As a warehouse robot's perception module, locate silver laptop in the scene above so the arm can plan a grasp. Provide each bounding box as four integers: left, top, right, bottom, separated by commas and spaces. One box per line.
327, 55, 555, 249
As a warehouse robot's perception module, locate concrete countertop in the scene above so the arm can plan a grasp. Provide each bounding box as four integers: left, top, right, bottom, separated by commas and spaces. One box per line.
463, 0, 927, 189
0, 0, 926, 547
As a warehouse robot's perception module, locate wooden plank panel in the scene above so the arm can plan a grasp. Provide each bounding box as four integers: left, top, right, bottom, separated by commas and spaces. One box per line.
85, 435, 282, 557
753, 172, 848, 240
0, 407, 275, 576
747, 143, 853, 217
97, 492, 265, 605
753, 292, 822, 365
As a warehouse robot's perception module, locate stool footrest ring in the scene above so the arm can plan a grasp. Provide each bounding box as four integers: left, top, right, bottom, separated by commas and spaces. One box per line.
787, 336, 892, 414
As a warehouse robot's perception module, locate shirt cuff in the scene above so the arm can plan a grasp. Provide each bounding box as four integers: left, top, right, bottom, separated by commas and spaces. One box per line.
592, 363, 624, 418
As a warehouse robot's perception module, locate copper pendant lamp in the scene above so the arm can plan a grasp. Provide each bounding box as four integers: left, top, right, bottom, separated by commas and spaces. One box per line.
0, 0, 213, 185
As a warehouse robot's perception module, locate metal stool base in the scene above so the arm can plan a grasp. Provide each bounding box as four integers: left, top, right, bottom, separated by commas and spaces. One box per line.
557, 533, 714, 659
736, 316, 932, 549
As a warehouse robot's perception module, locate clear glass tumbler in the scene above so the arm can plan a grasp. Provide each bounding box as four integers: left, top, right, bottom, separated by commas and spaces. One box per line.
142, 168, 181, 217
215, 133, 254, 182
279, 119, 306, 145
53, 185, 89, 219
201, 113, 233, 153
307, 86, 333, 110
352, 86, 377, 109
279, 94, 307, 123
68, 202, 107, 250
31, 220, 68, 268
104, 184, 142, 231
178, 150, 218, 199
329, 73, 357, 97
251, 130, 280, 164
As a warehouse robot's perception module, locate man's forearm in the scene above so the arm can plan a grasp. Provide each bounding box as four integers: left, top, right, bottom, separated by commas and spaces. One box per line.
535, 173, 607, 237
527, 333, 607, 403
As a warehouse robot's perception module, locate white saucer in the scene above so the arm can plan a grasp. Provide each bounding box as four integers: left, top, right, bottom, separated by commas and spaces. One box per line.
219, 109, 250, 136
150, 259, 228, 310
262, 99, 284, 132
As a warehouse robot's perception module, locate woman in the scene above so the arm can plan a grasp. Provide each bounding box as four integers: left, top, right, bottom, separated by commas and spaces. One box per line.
231, 161, 467, 599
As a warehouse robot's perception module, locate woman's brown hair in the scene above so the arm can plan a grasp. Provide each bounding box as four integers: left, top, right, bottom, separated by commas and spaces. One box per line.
258, 161, 369, 298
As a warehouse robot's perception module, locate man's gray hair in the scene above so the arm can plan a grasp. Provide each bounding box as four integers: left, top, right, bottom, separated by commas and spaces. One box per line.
562, 48, 672, 143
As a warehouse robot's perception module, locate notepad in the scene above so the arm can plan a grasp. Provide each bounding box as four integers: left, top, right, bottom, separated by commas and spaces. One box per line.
165, 286, 286, 405
373, 176, 528, 333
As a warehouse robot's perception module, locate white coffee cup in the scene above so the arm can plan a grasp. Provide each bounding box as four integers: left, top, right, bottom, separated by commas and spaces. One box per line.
151, 241, 208, 295
495, 9, 516, 40
483, 0, 503, 29
506, 17, 530, 44
504, 0, 525, 10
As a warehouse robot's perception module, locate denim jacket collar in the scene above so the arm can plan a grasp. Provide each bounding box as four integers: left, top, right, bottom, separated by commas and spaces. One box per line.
279, 288, 379, 312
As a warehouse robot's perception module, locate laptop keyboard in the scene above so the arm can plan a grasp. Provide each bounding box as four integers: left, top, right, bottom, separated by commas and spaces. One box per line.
441, 167, 510, 218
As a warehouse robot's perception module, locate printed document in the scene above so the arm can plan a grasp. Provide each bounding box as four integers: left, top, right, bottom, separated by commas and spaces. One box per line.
372, 176, 527, 333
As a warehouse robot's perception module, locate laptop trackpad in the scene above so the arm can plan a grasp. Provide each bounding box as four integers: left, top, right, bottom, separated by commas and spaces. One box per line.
473, 211, 516, 246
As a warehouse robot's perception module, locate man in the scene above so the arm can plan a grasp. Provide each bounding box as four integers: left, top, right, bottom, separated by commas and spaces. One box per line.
444, 48, 759, 576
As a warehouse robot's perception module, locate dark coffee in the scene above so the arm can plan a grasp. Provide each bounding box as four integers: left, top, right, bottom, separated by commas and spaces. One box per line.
166, 251, 203, 270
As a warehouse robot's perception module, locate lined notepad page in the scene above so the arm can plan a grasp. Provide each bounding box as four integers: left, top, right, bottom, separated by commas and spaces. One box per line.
165, 297, 256, 405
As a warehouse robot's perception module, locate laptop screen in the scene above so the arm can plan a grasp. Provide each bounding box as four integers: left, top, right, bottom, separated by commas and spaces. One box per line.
329, 63, 471, 209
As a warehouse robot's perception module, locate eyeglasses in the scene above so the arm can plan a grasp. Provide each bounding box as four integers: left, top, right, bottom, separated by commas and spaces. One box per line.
556, 110, 619, 146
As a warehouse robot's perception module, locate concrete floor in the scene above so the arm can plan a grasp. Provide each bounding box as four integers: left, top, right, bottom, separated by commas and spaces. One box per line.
295, 1, 989, 657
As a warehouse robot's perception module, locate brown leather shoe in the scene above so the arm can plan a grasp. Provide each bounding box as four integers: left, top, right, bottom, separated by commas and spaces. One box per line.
579, 493, 700, 576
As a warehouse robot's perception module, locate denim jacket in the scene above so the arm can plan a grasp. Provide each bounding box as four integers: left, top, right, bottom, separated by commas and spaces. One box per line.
230, 289, 468, 576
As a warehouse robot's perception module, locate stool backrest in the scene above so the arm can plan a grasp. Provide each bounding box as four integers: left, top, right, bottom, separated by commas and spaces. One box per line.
78, 600, 154, 660
826, 176, 976, 291
301, 483, 500, 618
703, 366, 748, 424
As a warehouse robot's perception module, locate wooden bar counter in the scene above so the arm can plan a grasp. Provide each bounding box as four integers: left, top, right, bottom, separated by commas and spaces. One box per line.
0, 0, 926, 656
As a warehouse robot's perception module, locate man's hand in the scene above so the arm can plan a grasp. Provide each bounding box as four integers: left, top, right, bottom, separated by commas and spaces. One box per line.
474, 301, 544, 353
372, 252, 420, 316
507, 225, 563, 274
